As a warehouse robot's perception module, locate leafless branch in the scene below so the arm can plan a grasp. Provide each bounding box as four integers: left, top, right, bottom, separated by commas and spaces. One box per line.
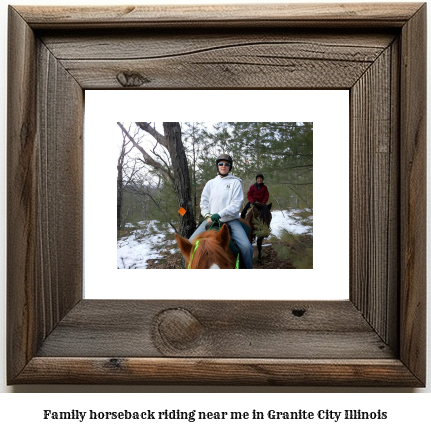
117, 122, 174, 186
135, 122, 168, 148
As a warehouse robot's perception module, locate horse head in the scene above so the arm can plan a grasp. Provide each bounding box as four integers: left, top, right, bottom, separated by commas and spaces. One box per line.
254, 202, 272, 226
175, 224, 235, 269
247, 202, 272, 235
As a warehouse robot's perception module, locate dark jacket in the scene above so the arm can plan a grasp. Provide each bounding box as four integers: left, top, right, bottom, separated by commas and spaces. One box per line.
247, 183, 269, 204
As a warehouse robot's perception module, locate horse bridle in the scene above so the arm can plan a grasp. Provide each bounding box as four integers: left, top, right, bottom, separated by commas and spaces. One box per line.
187, 231, 240, 269
187, 240, 200, 269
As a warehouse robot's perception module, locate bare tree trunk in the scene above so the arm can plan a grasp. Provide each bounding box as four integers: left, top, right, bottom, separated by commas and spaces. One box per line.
163, 122, 195, 238
117, 136, 128, 233
117, 163, 123, 232
117, 127, 137, 234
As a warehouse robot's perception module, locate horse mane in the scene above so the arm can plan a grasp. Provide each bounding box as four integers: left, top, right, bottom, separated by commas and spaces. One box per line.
188, 230, 235, 269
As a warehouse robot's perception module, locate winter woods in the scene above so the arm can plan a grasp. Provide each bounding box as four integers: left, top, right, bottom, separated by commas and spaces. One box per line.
117, 122, 313, 269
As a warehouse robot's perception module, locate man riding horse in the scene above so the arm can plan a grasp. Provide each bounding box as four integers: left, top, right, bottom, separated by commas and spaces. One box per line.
188, 154, 254, 269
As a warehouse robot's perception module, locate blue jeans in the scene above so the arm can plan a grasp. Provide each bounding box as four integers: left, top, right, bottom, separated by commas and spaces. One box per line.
189, 219, 254, 269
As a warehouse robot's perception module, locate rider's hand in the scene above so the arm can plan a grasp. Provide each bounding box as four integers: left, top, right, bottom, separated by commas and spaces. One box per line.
206, 218, 212, 223
211, 213, 221, 221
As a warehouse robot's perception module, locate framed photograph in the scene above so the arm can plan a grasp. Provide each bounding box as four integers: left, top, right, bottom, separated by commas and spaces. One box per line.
84, 90, 349, 300
7, 3, 426, 386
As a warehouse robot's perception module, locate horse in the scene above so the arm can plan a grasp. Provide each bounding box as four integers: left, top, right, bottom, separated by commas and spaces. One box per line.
244, 202, 272, 263
175, 222, 249, 269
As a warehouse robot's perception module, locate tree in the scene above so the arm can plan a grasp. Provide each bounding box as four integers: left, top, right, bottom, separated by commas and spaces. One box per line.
117, 133, 128, 233
225, 122, 313, 209
182, 122, 212, 226
117, 125, 143, 233
117, 122, 195, 238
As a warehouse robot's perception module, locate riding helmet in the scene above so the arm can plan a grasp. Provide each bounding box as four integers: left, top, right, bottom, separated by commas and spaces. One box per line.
216, 154, 233, 171
256, 173, 264, 181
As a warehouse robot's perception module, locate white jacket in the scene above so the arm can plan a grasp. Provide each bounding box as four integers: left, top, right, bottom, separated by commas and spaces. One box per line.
200, 174, 243, 222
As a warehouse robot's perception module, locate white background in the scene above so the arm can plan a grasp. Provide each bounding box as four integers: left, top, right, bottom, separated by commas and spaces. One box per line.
85, 90, 349, 300
0, 0, 430, 424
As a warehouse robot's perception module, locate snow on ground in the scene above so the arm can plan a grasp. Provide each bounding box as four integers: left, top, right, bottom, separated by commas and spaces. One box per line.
117, 210, 312, 269
269, 210, 312, 238
117, 220, 176, 269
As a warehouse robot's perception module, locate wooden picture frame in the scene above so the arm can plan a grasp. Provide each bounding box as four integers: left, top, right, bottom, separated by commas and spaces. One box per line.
7, 3, 426, 386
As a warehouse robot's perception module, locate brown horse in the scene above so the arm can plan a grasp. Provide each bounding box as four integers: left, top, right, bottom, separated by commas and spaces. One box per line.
244, 202, 272, 263
176, 223, 248, 269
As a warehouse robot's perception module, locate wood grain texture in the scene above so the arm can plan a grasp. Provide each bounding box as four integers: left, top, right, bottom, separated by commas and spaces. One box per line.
7, 6, 38, 381
36, 300, 393, 359
15, 358, 423, 386
35, 40, 84, 334
15, 3, 423, 28
7, 6, 83, 382
350, 44, 399, 347
399, 3, 427, 384
41, 31, 395, 60
7, 3, 427, 386
41, 30, 395, 89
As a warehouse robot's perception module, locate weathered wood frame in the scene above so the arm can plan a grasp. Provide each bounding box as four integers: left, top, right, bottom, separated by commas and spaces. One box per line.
7, 3, 426, 386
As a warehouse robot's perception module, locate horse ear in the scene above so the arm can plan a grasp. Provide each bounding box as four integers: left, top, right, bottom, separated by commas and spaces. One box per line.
216, 223, 230, 250
175, 233, 193, 260
267, 203, 272, 210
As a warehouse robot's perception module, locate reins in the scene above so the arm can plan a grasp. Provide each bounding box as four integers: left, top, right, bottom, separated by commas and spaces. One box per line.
208, 220, 221, 230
